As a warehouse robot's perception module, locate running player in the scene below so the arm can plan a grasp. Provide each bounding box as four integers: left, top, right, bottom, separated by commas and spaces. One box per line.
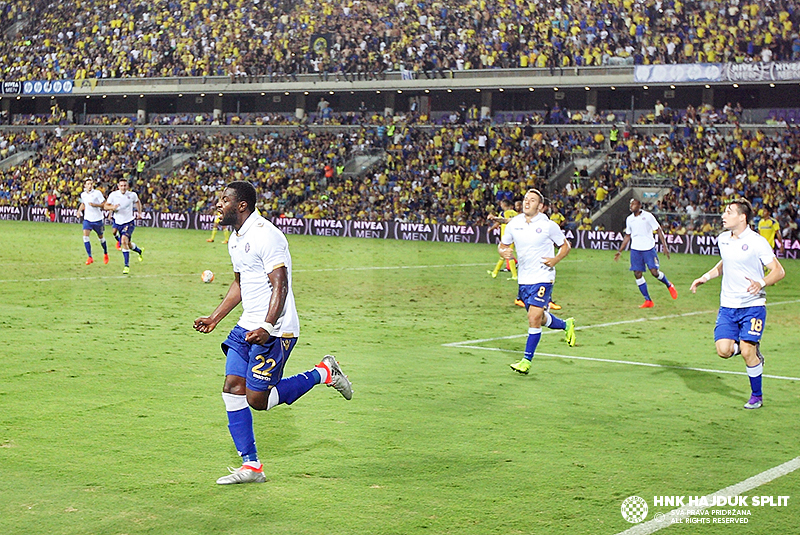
104, 178, 144, 274
501, 189, 576, 375
614, 198, 678, 308
77, 178, 109, 265
690, 199, 785, 409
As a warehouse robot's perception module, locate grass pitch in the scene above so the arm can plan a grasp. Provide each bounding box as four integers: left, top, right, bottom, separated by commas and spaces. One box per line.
0, 220, 798, 535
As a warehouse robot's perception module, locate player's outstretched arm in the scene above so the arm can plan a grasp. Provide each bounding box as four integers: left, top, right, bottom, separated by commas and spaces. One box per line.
614, 234, 631, 262
690, 260, 723, 293
657, 227, 671, 259
194, 273, 242, 333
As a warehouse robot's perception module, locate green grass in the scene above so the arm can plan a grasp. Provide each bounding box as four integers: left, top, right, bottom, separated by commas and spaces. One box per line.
0, 220, 798, 535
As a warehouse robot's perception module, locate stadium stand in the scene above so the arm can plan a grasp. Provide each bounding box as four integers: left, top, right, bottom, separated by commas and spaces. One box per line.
1, 122, 798, 242
3, 0, 800, 81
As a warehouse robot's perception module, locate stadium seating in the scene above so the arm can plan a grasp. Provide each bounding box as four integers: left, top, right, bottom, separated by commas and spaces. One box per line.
2, 0, 800, 81
2, 123, 797, 240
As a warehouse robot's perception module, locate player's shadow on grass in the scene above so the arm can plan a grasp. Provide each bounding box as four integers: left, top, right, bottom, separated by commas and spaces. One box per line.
652, 360, 743, 401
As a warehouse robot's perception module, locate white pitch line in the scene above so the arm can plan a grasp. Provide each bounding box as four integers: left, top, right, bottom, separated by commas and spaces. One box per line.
443, 299, 800, 382
450, 344, 800, 382
443, 299, 800, 346
615, 455, 800, 535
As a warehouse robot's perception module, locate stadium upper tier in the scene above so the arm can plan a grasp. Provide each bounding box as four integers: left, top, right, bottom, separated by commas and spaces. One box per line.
1, 123, 797, 240
3, 0, 800, 84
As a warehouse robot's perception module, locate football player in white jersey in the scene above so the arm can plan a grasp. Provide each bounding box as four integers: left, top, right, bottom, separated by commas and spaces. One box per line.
77, 178, 109, 265
690, 199, 785, 409
103, 178, 144, 274
614, 198, 678, 308
194, 181, 353, 485
500, 189, 576, 375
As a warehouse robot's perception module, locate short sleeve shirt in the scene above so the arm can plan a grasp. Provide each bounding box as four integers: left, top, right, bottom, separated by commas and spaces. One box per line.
625, 210, 660, 251
718, 227, 776, 308
501, 212, 566, 285
228, 212, 300, 336
80, 189, 105, 222
106, 190, 139, 225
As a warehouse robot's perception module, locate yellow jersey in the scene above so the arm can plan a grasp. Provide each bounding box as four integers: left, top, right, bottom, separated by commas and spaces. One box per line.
500, 209, 518, 237
757, 217, 780, 248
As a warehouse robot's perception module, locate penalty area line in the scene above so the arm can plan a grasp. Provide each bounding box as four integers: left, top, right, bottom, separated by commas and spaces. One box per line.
614, 455, 800, 535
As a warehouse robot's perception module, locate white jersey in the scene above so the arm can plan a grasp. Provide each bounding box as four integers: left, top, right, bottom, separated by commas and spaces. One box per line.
228, 211, 300, 336
501, 212, 566, 285
624, 210, 660, 251
106, 190, 140, 225
80, 189, 105, 222
718, 226, 775, 308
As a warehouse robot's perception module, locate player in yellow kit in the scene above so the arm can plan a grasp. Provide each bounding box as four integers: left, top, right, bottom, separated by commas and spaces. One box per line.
207, 212, 231, 243
487, 199, 518, 280
757, 210, 785, 256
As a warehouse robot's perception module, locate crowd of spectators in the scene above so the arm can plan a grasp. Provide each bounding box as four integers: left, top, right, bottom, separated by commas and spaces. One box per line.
0, 128, 176, 205
1, 122, 798, 241
0, 124, 588, 224
3, 0, 800, 83
566, 122, 800, 238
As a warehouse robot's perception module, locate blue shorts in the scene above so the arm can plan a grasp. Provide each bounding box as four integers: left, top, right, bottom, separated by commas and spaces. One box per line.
83, 220, 104, 235
222, 325, 297, 392
630, 248, 659, 272
118, 221, 136, 238
518, 283, 554, 310
714, 306, 767, 344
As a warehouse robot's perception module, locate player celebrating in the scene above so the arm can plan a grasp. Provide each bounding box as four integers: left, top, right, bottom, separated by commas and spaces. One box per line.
77, 178, 109, 265
501, 189, 576, 375
690, 199, 785, 409
104, 178, 144, 274
614, 198, 678, 308
193, 181, 352, 485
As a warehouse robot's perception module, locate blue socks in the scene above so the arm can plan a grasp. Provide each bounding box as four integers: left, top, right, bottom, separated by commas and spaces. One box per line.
544, 311, 567, 330
85, 237, 108, 257
122, 250, 130, 265
636, 277, 651, 300
747, 363, 763, 397
222, 393, 258, 462
656, 271, 671, 287
273, 369, 321, 405
524, 328, 542, 361
224, 369, 323, 464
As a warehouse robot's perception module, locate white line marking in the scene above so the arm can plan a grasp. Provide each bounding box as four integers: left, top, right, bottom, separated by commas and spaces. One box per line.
444, 300, 800, 346
615, 456, 800, 535
449, 345, 800, 381
443, 299, 800, 382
